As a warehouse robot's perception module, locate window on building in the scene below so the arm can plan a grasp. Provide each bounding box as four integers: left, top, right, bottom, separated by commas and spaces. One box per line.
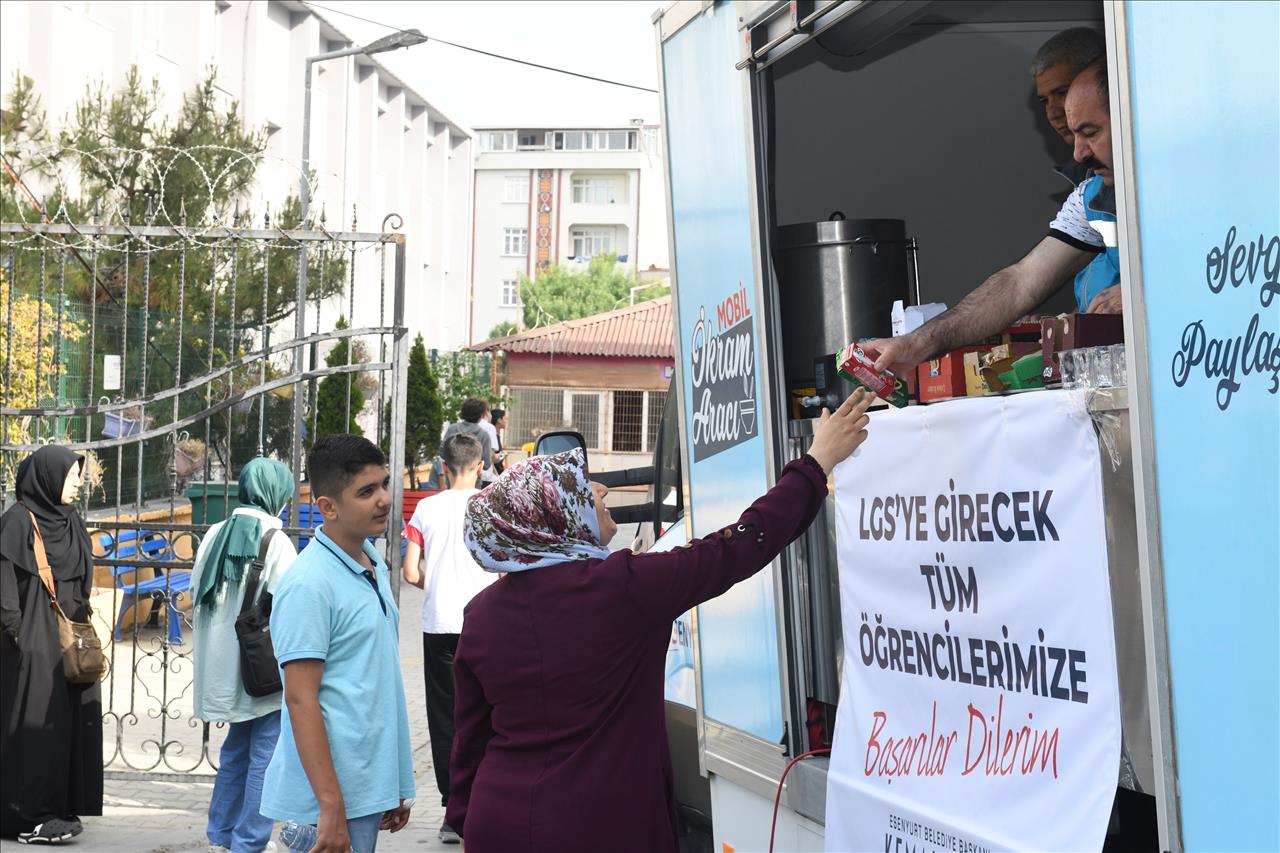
642, 127, 661, 156
503, 175, 529, 203
596, 130, 638, 151
509, 387, 665, 454
571, 176, 622, 204
550, 130, 639, 152
481, 130, 516, 151
552, 130, 593, 151
570, 227, 614, 259
503, 228, 528, 256
501, 279, 520, 307
571, 393, 601, 450
518, 132, 545, 149
612, 389, 667, 454
611, 390, 644, 453
646, 390, 667, 452
506, 387, 566, 448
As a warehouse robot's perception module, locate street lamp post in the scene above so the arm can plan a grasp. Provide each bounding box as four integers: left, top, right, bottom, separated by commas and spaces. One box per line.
300, 28, 428, 222
288, 28, 428, 528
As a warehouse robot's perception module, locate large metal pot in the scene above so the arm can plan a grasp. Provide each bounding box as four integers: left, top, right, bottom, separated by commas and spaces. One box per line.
773, 215, 911, 388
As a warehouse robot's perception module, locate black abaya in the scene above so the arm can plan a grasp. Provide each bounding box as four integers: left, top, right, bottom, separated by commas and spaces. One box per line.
0, 446, 103, 837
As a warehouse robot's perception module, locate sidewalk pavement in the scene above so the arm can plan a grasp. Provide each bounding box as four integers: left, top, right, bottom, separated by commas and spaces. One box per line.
79, 582, 452, 853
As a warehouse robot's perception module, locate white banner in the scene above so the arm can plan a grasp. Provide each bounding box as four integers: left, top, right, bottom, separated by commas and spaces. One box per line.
826, 392, 1120, 852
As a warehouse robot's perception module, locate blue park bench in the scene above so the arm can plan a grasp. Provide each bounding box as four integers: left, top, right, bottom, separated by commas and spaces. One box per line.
96, 529, 190, 644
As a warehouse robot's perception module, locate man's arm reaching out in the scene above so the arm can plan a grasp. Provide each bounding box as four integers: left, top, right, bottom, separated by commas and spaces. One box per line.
862, 237, 1094, 376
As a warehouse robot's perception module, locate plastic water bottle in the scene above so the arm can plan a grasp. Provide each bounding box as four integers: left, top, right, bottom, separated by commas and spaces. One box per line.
279, 821, 357, 853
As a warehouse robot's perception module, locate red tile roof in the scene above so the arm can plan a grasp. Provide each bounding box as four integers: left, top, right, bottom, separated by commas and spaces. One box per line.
470, 296, 673, 359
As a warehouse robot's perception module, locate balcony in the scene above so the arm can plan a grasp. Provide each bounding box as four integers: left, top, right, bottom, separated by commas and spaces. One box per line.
564, 224, 632, 264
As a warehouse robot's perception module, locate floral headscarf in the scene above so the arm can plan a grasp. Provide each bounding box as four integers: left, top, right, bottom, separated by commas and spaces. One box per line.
464, 447, 610, 573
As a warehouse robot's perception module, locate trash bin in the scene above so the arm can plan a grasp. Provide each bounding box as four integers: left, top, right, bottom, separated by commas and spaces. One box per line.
185, 482, 239, 525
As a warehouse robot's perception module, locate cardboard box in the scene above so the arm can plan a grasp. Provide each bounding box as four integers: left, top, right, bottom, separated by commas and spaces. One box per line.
963, 351, 990, 396
919, 347, 986, 402
983, 353, 1046, 393
1041, 313, 1125, 383
977, 322, 1042, 349
987, 341, 1041, 363
981, 356, 1018, 393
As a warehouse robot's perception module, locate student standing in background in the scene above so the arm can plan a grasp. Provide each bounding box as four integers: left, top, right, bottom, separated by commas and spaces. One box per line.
402, 434, 497, 845
443, 399, 496, 484
192, 458, 297, 853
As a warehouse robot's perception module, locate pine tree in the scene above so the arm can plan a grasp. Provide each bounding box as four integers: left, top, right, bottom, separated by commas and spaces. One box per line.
402, 335, 443, 487
313, 317, 364, 442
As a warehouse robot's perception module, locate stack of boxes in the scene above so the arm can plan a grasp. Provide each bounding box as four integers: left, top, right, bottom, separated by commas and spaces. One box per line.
916, 323, 1042, 402
1040, 313, 1125, 383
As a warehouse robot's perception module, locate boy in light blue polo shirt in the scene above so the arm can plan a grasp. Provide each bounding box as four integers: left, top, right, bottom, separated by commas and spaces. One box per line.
261, 435, 414, 853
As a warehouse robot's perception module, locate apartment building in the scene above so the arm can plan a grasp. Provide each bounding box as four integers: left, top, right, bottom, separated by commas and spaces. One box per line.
469, 124, 670, 344
0, 0, 473, 350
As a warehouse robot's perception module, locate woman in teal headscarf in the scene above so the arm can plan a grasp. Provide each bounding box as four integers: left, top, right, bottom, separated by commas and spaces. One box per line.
191, 457, 296, 853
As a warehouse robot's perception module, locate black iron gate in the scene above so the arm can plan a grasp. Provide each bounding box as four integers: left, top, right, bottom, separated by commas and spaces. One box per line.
2, 198, 408, 777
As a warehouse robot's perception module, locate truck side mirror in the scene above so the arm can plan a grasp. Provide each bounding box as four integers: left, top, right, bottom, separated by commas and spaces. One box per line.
534, 430, 586, 457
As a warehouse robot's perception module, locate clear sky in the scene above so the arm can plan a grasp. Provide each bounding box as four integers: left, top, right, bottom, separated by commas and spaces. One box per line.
310, 0, 664, 130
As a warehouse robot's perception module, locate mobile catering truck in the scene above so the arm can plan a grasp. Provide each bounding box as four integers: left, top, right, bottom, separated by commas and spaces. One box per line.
609, 1, 1278, 851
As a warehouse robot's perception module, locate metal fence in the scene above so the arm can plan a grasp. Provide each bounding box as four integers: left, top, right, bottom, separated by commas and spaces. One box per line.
2, 192, 409, 776
505, 385, 666, 453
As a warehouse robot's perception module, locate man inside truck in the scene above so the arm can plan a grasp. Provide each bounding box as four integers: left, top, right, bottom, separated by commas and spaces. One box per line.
864, 61, 1122, 377
1033, 27, 1105, 189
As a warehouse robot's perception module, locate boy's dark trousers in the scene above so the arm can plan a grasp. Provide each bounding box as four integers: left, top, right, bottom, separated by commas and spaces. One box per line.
422, 632, 460, 805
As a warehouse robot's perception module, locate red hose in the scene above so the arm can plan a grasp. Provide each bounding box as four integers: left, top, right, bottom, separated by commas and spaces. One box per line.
768, 747, 831, 853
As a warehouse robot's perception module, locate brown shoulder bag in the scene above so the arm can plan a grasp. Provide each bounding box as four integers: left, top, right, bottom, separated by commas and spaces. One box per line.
27, 511, 108, 684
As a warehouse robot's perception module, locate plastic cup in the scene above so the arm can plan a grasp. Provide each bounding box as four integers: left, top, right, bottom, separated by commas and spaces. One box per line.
1059, 348, 1080, 389
1070, 348, 1091, 389
1089, 346, 1114, 388
1110, 344, 1127, 387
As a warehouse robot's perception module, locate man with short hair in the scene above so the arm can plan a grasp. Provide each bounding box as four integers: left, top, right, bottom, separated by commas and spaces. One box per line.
1062, 63, 1122, 314
261, 435, 414, 853
1032, 27, 1106, 185
864, 62, 1120, 376
402, 434, 497, 844
443, 398, 496, 483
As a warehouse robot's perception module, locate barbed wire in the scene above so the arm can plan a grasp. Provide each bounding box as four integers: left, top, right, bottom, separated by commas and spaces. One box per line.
1, 144, 399, 254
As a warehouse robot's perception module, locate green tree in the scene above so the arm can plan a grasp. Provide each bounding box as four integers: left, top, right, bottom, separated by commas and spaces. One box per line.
519, 254, 666, 328
487, 321, 518, 340
433, 351, 500, 422
1, 68, 348, 495
313, 317, 365, 442
406, 337, 445, 463
383, 335, 444, 487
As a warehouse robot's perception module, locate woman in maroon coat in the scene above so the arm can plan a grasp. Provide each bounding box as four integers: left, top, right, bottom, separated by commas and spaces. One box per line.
448, 390, 873, 852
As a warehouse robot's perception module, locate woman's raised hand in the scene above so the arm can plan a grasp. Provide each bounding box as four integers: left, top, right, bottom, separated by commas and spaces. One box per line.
806, 388, 873, 474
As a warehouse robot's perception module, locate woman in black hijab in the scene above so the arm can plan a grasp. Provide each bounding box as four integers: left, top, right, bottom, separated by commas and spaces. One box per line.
1, 445, 103, 844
